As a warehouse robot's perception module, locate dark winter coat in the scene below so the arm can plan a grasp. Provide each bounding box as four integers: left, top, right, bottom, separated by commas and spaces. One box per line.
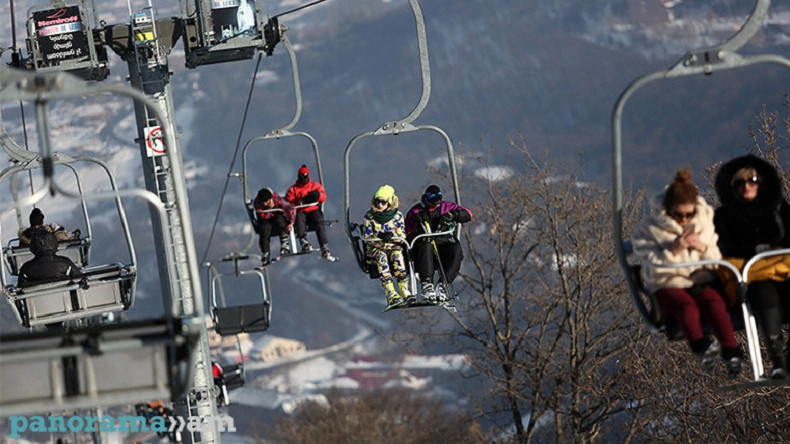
253, 191, 295, 224
404, 200, 472, 240
18, 231, 83, 288
714, 154, 790, 258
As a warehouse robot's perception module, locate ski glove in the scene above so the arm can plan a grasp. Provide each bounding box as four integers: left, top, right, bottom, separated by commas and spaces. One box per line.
379, 231, 394, 241
305, 191, 320, 202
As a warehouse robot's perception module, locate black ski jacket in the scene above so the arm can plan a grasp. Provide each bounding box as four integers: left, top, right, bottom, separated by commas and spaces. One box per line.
18, 231, 83, 288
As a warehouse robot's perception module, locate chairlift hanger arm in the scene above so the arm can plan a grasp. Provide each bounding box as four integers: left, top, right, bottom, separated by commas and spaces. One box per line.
398, 0, 431, 126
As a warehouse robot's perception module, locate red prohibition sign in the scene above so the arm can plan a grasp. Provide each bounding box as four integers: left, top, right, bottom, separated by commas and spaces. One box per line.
146, 126, 165, 154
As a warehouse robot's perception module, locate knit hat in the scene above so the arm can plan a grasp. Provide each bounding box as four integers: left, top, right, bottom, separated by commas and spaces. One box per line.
374, 185, 395, 204
256, 188, 273, 202
29, 208, 45, 226
30, 230, 58, 256
298, 165, 310, 177
421, 185, 442, 205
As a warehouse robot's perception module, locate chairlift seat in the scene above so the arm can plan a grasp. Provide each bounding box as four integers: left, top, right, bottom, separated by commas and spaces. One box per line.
8, 263, 135, 327
219, 363, 245, 391
4, 236, 90, 276
0, 318, 198, 416
213, 303, 270, 335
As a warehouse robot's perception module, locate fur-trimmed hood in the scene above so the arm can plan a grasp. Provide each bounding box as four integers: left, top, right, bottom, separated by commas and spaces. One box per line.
715, 154, 783, 210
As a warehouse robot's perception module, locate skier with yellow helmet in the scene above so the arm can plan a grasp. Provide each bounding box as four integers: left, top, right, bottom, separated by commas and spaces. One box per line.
362, 185, 413, 309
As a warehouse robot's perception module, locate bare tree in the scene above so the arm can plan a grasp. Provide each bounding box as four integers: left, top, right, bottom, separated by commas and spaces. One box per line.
421, 132, 789, 443
426, 140, 649, 443
273, 390, 486, 444
749, 94, 790, 197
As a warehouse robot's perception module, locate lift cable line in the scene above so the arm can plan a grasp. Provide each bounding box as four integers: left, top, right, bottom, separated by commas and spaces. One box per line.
200, 53, 264, 265
272, 0, 331, 19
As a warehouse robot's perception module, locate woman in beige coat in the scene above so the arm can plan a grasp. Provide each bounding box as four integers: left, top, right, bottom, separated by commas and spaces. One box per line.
633, 169, 741, 375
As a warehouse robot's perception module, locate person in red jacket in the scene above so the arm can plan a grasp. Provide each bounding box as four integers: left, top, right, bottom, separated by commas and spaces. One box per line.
285, 165, 331, 259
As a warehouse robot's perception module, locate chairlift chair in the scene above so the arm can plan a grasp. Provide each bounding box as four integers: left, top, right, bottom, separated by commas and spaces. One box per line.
343, 0, 462, 298
236, 31, 329, 258
207, 253, 272, 335
0, 154, 137, 328
0, 63, 203, 415
354, 231, 457, 310
611, 0, 790, 386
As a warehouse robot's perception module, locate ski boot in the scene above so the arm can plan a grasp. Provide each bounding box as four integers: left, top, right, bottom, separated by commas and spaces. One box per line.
320, 244, 337, 261
299, 236, 312, 253
279, 233, 291, 257
398, 280, 415, 304
384, 281, 405, 311
435, 281, 449, 303
421, 280, 436, 304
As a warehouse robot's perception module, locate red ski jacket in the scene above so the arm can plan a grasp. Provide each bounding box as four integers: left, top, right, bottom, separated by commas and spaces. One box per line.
285, 179, 326, 213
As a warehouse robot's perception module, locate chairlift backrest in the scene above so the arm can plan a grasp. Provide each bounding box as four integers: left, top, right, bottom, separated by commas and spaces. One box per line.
0, 318, 199, 416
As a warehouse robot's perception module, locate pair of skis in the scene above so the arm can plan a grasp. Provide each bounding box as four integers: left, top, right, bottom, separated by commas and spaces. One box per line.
262, 248, 339, 268
384, 297, 456, 312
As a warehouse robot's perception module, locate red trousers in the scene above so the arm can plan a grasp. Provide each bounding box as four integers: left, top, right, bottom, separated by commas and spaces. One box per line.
655, 286, 737, 348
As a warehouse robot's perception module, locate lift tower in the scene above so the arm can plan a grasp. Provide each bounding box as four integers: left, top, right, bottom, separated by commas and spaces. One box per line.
3, 0, 278, 441
112, 5, 219, 443
100, 2, 277, 442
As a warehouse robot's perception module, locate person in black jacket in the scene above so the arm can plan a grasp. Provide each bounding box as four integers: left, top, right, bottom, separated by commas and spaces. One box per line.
18, 231, 83, 288
404, 185, 473, 302
714, 154, 790, 379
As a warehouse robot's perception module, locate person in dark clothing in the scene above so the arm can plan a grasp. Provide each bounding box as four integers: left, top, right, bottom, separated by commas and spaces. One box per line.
714, 154, 790, 379
18, 207, 73, 245
17, 231, 83, 288
404, 185, 472, 302
252, 187, 295, 265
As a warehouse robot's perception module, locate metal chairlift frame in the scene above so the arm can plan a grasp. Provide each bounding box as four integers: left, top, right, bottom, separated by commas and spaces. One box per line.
611, 0, 790, 385
237, 30, 326, 256
0, 65, 203, 415
206, 253, 272, 336
0, 129, 137, 329
343, 0, 461, 279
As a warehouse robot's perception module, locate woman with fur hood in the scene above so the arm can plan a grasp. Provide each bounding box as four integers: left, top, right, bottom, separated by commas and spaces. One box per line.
714, 154, 790, 379
362, 185, 413, 310
634, 169, 742, 375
